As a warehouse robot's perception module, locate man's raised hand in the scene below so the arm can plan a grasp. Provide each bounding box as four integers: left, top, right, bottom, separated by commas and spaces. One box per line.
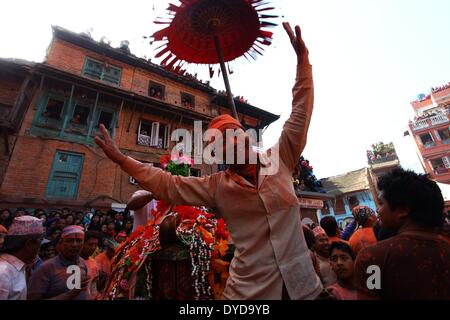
94, 124, 127, 165
283, 22, 310, 66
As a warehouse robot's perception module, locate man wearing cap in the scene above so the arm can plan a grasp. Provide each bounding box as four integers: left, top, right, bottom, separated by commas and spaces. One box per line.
312, 226, 337, 288
94, 22, 323, 300
28, 225, 89, 300
95, 238, 118, 279
0, 216, 44, 300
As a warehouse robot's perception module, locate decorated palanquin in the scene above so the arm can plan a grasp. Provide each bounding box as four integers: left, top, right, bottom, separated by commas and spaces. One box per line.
102, 156, 232, 300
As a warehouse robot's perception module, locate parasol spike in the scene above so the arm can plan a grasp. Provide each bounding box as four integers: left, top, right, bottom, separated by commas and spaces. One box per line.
260, 21, 278, 28
253, 2, 272, 8
166, 57, 179, 70
256, 6, 275, 12
227, 63, 234, 75
209, 65, 214, 78
259, 30, 274, 39
252, 45, 264, 56
154, 41, 169, 51
253, 42, 266, 52
256, 39, 272, 46
161, 53, 174, 66
259, 14, 279, 19
167, 3, 180, 12
155, 46, 170, 58
251, 0, 270, 5
152, 27, 170, 41
153, 20, 171, 25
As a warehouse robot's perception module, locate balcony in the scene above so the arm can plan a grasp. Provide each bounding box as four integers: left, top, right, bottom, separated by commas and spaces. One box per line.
410, 112, 449, 132
431, 114, 449, 126
411, 119, 429, 131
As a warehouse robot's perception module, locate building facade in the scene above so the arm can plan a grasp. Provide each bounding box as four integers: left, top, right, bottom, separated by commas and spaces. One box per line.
408, 83, 450, 184
0, 26, 279, 211
320, 168, 378, 228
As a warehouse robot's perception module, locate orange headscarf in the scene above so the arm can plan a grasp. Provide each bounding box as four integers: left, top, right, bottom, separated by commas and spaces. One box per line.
208, 114, 243, 133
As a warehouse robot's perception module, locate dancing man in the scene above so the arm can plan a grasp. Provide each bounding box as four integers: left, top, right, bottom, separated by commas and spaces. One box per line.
95, 22, 323, 300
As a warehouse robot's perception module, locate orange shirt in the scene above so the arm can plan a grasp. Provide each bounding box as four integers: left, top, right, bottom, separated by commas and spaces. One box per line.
349, 227, 377, 255
95, 252, 112, 278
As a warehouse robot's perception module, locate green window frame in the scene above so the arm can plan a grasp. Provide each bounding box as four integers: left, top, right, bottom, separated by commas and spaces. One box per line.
91, 106, 117, 136
31, 91, 118, 144
46, 151, 84, 199
83, 57, 122, 86
35, 93, 68, 130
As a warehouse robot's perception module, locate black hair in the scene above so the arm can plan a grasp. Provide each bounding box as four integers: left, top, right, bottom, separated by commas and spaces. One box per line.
329, 241, 356, 260
0, 208, 13, 227
378, 168, 445, 228
320, 216, 339, 237
84, 230, 101, 241
0, 235, 41, 254
50, 227, 62, 236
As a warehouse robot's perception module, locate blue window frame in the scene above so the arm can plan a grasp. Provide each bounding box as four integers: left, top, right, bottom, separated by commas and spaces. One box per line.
35, 94, 68, 130
31, 91, 118, 145
83, 57, 122, 86
46, 151, 84, 199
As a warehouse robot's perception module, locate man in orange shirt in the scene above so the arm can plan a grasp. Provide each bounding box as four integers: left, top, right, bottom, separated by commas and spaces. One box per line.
348, 206, 377, 255
94, 22, 324, 300
95, 239, 117, 279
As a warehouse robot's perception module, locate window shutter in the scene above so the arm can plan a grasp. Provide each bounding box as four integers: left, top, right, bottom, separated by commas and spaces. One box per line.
443, 157, 450, 169
164, 124, 170, 149
150, 122, 160, 146
434, 131, 441, 141
138, 120, 142, 136
416, 135, 423, 146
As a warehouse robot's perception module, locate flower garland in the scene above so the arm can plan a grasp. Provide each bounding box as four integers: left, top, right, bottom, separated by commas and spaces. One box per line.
176, 212, 229, 300
104, 152, 231, 300
104, 221, 161, 300
103, 202, 230, 300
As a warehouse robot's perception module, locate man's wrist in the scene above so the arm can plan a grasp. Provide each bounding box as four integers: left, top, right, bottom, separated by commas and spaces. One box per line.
116, 154, 128, 166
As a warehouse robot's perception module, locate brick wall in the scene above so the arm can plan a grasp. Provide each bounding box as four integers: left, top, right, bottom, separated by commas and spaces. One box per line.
0, 75, 22, 108
46, 39, 213, 116
0, 35, 267, 209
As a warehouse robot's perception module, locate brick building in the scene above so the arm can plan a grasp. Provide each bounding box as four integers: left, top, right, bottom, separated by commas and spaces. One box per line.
319, 142, 401, 228
0, 26, 279, 211
408, 83, 450, 184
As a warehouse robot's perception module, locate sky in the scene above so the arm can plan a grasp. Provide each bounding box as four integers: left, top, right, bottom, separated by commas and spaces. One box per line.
1, 0, 449, 179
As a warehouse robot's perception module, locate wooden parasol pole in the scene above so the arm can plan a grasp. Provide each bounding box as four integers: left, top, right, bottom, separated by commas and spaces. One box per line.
213, 34, 240, 122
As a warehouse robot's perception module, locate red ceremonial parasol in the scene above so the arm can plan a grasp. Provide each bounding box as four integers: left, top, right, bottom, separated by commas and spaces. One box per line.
151, 0, 278, 121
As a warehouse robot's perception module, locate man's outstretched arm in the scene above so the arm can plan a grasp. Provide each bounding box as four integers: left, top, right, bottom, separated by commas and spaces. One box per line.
276, 23, 314, 172
94, 125, 217, 208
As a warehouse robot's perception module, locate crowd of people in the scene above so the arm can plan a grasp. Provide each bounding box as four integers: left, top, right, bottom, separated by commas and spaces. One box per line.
0, 206, 135, 300
1, 22, 449, 302
302, 169, 450, 300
